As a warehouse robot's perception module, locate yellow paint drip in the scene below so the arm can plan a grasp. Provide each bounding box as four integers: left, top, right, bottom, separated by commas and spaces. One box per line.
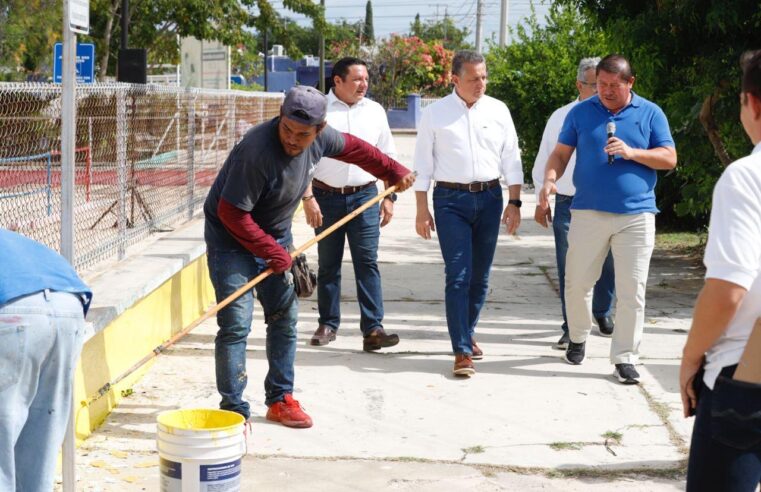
157, 409, 244, 434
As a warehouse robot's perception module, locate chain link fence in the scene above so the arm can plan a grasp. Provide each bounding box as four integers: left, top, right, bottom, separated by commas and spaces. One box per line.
0, 83, 283, 272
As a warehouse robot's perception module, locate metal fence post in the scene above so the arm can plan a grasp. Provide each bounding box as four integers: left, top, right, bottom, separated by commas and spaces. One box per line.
60, 2, 77, 489
187, 91, 196, 220
116, 89, 128, 258
228, 94, 236, 149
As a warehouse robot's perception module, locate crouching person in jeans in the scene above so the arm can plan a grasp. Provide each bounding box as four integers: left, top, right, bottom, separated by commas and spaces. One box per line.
0, 229, 92, 491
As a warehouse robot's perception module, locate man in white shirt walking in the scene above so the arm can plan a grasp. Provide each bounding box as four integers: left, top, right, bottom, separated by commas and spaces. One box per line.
303, 57, 400, 352
414, 50, 523, 377
532, 57, 616, 350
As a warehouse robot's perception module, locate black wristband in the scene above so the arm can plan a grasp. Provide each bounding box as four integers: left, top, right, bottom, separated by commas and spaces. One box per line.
384, 192, 398, 202
508, 199, 522, 208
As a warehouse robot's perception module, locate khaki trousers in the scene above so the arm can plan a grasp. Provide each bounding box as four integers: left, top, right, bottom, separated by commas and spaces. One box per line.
565, 210, 655, 364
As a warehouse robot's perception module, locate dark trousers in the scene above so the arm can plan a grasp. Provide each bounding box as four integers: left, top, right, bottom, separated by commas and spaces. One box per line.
687, 364, 761, 491
313, 186, 383, 336
432, 185, 502, 355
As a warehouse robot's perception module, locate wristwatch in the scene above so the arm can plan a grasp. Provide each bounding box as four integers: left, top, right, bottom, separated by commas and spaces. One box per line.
508, 199, 522, 208
384, 192, 398, 203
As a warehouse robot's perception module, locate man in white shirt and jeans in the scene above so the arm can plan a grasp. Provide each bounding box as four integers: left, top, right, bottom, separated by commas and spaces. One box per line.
303, 57, 400, 352
681, 49, 761, 490
414, 50, 523, 377
532, 57, 616, 350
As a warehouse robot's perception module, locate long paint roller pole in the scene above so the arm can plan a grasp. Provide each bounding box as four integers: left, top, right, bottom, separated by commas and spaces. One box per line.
83, 183, 404, 407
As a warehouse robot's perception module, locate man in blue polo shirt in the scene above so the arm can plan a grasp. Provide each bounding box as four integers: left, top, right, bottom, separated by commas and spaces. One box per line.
538, 54, 677, 384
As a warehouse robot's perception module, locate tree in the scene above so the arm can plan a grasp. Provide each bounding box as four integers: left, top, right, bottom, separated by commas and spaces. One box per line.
363, 0, 375, 45
0, 0, 330, 78
409, 14, 472, 51
566, 0, 761, 225
369, 35, 453, 108
259, 17, 361, 59
0, 0, 60, 79
485, 4, 610, 179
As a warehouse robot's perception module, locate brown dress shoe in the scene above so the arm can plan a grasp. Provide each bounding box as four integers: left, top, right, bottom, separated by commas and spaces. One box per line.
310, 324, 336, 346
453, 354, 475, 377
471, 338, 483, 360
362, 327, 400, 352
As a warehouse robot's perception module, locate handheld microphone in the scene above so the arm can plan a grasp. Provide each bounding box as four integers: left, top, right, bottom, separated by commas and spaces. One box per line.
606, 122, 616, 165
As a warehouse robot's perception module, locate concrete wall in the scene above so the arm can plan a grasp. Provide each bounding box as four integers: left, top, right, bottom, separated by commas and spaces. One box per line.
72, 220, 213, 442
386, 94, 421, 129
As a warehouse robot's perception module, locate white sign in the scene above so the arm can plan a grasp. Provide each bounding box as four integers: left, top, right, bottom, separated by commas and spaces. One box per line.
69, 0, 90, 34
180, 37, 230, 90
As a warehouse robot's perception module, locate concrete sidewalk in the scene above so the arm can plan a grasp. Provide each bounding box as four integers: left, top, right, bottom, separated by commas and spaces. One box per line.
65, 134, 696, 490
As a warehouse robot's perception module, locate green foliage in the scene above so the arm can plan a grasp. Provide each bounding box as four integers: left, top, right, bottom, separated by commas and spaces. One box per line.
410, 14, 472, 51
231, 38, 264, 83
566, 0, 761, 227
261, 17, 360, 59
369, 35, 454, 108
0, 0, 329, 78
0, 0, 61, 79
486, 4, 611, 180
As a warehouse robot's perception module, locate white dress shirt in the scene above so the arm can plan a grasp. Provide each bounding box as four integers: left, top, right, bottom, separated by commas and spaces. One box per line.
313, 90, 397, 187
703, 142, 761, 389
532, 99, 579, 199
413, 90, 523, 191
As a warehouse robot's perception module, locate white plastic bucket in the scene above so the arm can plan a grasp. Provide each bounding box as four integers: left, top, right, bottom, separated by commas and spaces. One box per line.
157, 408, 246, 492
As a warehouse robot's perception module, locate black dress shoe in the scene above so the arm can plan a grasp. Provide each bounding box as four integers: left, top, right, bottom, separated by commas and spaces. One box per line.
363, 327, 399, 352
310, 324, 336, 346
595, 316, 614, 337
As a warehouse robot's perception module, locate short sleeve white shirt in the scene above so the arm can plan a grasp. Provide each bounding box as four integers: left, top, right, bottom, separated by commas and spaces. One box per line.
413, 90, 523, 191
531, 99, 579, 199
703, 142, 761, 389
313, 90, 397, 187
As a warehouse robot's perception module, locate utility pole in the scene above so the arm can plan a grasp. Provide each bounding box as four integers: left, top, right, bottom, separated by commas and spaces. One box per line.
120, 0, 128, 50
499, 0, 508, 47
318, 0, 325, 93
475, 0, 483, 53
263, 31, 268, 92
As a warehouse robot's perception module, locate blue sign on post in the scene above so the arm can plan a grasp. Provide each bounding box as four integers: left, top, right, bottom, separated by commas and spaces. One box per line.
53, 43, 95, 84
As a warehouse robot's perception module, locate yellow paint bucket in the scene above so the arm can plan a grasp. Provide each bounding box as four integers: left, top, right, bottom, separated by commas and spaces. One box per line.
157, 408, 246, 492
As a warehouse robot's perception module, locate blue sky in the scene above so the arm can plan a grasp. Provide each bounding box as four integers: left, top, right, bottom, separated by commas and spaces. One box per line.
268, 0, 551, 49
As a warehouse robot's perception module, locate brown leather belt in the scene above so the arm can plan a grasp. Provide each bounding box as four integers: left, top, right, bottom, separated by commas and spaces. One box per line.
435, 179, 501, 192
312, 179, 377, 195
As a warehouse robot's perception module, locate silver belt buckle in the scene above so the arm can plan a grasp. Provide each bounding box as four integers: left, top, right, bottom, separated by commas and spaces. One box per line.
468, 182, 480, 192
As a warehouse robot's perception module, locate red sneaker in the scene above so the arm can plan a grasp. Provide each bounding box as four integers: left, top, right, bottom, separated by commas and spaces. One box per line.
266, 394, 313, 428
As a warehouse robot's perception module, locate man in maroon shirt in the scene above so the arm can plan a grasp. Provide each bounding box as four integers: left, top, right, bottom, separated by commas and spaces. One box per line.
203, 85, 414, 428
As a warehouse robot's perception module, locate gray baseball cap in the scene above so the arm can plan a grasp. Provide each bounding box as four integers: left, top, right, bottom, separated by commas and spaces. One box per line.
281, 85, 327, 126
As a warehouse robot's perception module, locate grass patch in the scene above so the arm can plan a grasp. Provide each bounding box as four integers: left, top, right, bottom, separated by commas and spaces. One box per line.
549, 442, 585, 451
655, 231, 706, 257
462, 445, 486, 454
602, 431, 623, 444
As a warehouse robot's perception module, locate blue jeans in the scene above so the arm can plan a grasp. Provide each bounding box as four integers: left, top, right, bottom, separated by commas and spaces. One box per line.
0, 291, 85, 492
433, 185, 502, 355
553, 194, 615, 332
207, 247, 298, 419
687, 365, 761, 491
314, 186, 383, 336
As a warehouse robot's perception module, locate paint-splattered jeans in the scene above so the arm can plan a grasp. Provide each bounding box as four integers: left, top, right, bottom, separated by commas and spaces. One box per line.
0, 291, 86, 492
207, 248, 299, 419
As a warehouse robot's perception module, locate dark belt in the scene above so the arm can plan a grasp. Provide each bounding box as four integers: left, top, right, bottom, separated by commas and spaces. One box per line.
435, 179, 501, 192
312, 179, 377, 195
